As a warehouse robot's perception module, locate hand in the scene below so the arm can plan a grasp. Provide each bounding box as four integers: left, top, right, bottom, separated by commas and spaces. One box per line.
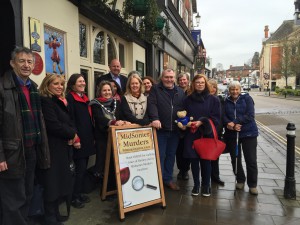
73, 142, 81, 149
151, 120, 161, 129
0, 161, 8, 172
234, 123, 242, 131
115, 120, 126, 126
227, 122, 235, 130
68, 134, 78, 145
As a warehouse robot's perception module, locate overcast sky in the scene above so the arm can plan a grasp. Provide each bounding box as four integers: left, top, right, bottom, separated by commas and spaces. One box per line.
197, 0, 295, 70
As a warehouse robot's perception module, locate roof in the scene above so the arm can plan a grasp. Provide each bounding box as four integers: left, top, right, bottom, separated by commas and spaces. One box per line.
265, 20, 298, 42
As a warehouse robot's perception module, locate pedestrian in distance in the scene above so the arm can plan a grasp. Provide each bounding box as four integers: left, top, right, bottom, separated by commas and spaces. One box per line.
66, 74, 96, 209
207, 79, 225, 186
147, 68, 185, 191
183, 74, 221, 197
223, 81, 259, 195
0, 46, 50, 225
39, 74, 78, 225
120, 71, 150, 126
176, 72, 191, 181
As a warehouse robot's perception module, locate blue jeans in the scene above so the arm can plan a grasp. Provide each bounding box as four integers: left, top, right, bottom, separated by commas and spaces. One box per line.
157, 130, 180, 183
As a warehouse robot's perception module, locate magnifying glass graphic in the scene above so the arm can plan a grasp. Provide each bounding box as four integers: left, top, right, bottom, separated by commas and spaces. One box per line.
132, 176, 157, 191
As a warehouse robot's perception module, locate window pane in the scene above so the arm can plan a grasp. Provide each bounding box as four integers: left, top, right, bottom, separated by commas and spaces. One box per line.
93, 32, 105, 64
107, 35, 116, 64
119, 43, 125, 66
79, 23, 87, 58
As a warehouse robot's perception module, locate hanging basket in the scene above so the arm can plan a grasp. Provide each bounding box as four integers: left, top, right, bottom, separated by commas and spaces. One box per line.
131, 0, 149, 16
155, 16, 165, 31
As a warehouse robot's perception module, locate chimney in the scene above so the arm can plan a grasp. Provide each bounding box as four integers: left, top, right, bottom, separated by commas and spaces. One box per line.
264, 25, 269, 38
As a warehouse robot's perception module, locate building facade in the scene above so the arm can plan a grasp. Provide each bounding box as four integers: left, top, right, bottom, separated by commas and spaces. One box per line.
1, 0, 199, 98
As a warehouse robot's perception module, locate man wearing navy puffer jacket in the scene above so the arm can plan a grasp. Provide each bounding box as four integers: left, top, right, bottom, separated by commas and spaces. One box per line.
147, 69, 185, 191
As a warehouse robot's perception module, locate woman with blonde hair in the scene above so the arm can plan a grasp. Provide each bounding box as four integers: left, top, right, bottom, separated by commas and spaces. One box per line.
39, 74, 78, 224
120, 71, 150, 125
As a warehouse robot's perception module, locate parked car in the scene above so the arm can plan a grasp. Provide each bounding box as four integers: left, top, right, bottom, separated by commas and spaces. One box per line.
250, 84, 259, 88
243, 84, 251, 91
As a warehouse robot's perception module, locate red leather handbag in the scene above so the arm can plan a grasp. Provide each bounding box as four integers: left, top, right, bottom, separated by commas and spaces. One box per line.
192, 119, 226, 160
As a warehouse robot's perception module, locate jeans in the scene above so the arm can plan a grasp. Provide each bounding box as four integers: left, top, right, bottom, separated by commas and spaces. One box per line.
227, 136, 258, 188
191, 158, 211, 187
157, 130, 180, 183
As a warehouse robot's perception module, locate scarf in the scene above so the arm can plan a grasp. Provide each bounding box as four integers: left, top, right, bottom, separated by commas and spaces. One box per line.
70, 91, 92, 117
14, 75, 42, 146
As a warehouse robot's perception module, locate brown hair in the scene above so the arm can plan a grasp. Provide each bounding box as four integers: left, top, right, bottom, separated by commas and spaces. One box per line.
188, 74, 211, 95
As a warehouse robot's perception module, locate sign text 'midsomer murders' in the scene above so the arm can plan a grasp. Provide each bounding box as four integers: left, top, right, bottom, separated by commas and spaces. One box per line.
117, 129, 153, 154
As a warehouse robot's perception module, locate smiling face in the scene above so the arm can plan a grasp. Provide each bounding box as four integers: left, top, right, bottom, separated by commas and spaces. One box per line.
194, 77, 206, 92
10, 52, 35, 81
73, 76, 86, 93
143, 79, 152, 93
161, 69, 175, 89
109, 59, 121, 76
49, 77, 64, 97
130, 77, 141, 96
229, 86, 241, 100
178, 75, 189, 89
100, 84, 112, 99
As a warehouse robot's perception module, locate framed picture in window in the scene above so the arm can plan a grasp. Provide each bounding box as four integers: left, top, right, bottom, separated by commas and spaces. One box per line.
136, 60, 144, 77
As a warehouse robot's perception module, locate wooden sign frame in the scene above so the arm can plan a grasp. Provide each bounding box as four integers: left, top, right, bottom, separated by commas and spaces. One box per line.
101, 125, 166, 220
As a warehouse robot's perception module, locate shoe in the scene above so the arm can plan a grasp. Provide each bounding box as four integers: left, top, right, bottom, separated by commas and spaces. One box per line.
79, 194, 91, 203
164, 181, 180, 191
201, 186, 211, 197
236, 182, 245, 190
249, 187, 258, 195
71, 198, 85, 208
211, 178, 225, 186
191, 186, 200, 196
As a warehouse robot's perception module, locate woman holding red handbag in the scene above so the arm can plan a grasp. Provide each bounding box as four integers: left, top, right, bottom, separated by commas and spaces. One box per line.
183, 74, 221, 197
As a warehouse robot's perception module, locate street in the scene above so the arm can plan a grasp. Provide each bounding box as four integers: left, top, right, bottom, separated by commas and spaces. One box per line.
250, 91, 300, 156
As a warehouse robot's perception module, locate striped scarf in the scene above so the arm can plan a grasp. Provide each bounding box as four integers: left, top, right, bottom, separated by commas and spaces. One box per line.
14, 75, 42, 146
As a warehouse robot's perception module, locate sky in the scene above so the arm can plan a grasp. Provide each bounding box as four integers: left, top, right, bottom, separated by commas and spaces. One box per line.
197, 0, 295, 70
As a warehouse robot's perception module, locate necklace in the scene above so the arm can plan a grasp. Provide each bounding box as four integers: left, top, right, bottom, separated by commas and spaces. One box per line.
94, 99, 117, 118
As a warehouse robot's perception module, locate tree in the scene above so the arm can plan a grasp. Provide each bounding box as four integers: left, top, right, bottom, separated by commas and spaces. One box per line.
251, 52, 259, 69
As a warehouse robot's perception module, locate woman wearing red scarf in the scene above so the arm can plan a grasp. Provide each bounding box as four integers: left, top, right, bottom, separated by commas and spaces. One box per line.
90, 81, 130, 190
66, 74, 96, 209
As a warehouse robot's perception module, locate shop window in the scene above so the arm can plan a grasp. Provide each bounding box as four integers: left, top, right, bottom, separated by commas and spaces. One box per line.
119, 43, 125, 66
79, 22, 87, 58
107, 34, 116, 64
93, 32, 105, 64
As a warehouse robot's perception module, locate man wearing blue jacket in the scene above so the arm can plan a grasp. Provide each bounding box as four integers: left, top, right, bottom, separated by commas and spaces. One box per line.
147, 69, 185, 191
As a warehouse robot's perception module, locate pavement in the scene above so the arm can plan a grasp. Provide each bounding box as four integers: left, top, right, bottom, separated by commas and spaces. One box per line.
62, 125, 300, 225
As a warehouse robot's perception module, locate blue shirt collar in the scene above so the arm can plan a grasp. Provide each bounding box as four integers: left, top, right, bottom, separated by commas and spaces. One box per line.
16, 75, 31, 88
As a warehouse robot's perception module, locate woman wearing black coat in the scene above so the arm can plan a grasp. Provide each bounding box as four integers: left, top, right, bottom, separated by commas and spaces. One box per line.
39, 74, 78, 225
183, 74, 221, 197
90, 81, 130, 186
66, 73, 95, 208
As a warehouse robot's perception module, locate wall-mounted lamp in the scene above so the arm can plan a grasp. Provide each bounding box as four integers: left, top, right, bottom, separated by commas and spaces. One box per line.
195, 13, 201, 26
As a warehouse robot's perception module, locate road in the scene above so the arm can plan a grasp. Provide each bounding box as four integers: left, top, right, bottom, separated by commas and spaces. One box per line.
249, 91, 300, 156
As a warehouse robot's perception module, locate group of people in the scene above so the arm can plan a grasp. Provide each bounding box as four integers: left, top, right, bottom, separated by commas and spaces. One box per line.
0, 46, 259, 225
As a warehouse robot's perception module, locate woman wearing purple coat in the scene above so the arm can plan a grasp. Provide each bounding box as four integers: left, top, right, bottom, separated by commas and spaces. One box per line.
183, 74, 221, 197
